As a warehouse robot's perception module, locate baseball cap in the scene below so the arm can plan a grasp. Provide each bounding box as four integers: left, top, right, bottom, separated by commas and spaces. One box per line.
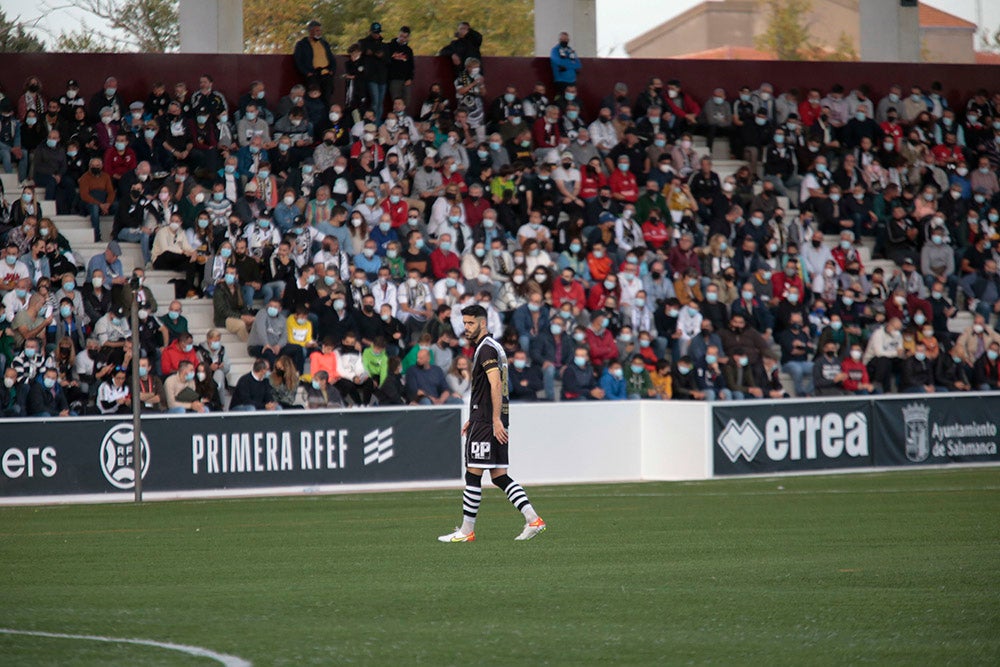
244, 181, 259, 192
371, 22, 382, 33
307, 20, 321, 28
599, 212, 616, 223
66, 79, 79, 88
901, 257, 915, 266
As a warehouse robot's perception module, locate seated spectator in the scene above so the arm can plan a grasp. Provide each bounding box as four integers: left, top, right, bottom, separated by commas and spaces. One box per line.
599, 360, 627, 400
304, 370, 344, 409
935, 345, 972, 393
755, 353, 788, 399
649, 358, 672, 399
163, 300, 190, 343
509, 349, 543, 402
213, 266, 255, 341
671, 355, 707, 400
27, 367, 73, 417
561, 346, 604, 401
136, 356, 167, 413
841, 344, 876, 395
864, 317, 904, 392
696, 345, 730, 401
813, 341, 847, 396
270, 355, 305, 409
373, 356, 407, 406
96, 366, 131, 415
195, 360, 225, 412
230, 359, 280, 411
1, 366, 29, 416
971, 342, 1000, 391
624, 354, 654, 399
900, 341, 944, 393
165, 360, 207, 414
335, 331, 375, 406
249, 299, 306, 372
723, 352, 761, 399
10, 337, 54, 384
446, 356, 472, 402
404, 348, 461, 405
160, 332, 198, 377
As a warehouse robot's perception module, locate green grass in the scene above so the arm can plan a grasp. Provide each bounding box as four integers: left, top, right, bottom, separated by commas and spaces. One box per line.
2, 468, 999, 666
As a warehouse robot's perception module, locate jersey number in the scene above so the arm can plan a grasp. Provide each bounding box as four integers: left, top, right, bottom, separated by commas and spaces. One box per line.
471, 441, 491, 459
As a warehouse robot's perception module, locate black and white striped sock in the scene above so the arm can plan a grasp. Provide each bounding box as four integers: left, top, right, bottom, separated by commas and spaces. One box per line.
497, 475, 539, 523
460, 471, 482, 534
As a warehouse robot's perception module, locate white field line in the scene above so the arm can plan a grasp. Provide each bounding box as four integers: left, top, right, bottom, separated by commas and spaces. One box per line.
0, 628, 251, 666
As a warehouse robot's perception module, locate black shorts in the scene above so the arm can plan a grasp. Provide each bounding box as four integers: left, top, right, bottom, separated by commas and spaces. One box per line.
464, 420, 509, 469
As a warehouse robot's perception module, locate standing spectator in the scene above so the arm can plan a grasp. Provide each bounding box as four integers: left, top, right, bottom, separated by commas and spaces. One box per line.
360, 22, 390, 122
293, 21, 336, 103
386, 27, 415, 108
550, 32, 581, 96
440, 22, 483, 76
455, 58, 487, 142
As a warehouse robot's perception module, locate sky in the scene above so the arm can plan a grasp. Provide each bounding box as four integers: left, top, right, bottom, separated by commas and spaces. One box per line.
5, 0, 1000, 56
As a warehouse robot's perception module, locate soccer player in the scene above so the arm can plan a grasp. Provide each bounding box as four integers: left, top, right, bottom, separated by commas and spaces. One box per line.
438, 304, 546, 542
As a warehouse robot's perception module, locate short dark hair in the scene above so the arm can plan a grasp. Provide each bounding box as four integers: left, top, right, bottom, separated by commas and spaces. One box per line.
462, 304, 487, 320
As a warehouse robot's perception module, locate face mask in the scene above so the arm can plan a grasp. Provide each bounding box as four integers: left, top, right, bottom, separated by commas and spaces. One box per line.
324, 275, 336, 287
788, 294, 800, 304
829, 193, 841, 203
220, 248, 233, 258
573, 356, 587, 368
115, 141, 126, 151
43, 377, 56, 389
46, 138, 58, 149
332, 298, 346, 310
755, 117, 767, 126
706, 292, 718, 303
25, 117, 38, 126
265, 306, 280, 318
914, 313, 926, 325
989, 350, 1000, 361
168, 222, 181, 232
705, 354, 717, 365
224, 274, 236, 285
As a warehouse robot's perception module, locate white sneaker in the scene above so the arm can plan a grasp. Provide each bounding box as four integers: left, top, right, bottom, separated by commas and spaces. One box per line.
514, 517, 547, 541
437, 527, 475, 543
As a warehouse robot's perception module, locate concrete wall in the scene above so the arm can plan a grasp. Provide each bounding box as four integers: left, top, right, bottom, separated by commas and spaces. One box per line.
534, 0, 597, 58
922, 28, 977, 65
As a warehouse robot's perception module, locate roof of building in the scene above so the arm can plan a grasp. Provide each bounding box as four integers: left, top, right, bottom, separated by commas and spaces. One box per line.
918, 4, 976, 30
974, 51, 1000, 65
668, 45, 777, 61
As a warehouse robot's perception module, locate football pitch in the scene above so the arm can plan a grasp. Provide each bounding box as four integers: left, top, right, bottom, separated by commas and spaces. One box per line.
2, 468, 998, 666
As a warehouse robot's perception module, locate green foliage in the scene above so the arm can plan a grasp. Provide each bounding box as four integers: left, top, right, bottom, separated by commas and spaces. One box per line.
1, 469, 998, 664
245, 0, 534, 55
0, 10, 45, 53
54, 0, 178, 53
755, 0, 857, 61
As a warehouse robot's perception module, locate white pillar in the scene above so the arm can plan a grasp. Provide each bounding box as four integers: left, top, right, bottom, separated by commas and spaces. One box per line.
860, 1, 920, 63
534, 0, 597, 57
179, 0, 244, 54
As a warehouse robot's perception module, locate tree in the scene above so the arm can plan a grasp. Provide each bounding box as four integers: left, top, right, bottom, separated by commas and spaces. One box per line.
51, 0, 178, 52
243, 0, 533, 56
0, 10, 46, 52
755, 0, 814, 60
755, 0, 857, 62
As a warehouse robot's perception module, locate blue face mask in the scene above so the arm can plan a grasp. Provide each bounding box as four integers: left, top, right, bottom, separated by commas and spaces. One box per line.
574, 356, 587, 368
267, 306, 280, 317
43, 377, 56, 389
138, 366, 148, 378
224, 274, 236, 285
989, 350, 1000, 361
618, 163, 629, 172
220, 248, 232, 258
678, 366, 691, 375
513, 359, 527, 370
705, 354, 717, 365
312, 379, 322, 390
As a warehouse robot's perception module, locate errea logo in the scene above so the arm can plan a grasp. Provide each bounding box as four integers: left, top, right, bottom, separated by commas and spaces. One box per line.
717, 419, 764, 462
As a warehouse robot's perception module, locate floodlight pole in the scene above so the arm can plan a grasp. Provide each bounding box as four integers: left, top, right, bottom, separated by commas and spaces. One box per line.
130, 285, 143, 503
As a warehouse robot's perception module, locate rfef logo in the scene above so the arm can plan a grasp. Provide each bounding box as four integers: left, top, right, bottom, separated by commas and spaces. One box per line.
100, 423, 151, 489
363, 427, 394, 465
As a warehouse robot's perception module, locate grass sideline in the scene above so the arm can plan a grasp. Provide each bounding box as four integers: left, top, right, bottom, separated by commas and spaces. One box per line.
1, 468, 998, 666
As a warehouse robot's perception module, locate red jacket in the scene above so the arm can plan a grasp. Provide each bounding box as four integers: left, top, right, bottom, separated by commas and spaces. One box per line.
430, 249, 460, 279
840, 358, 869, 392
462, 196, 490, 228
884, 294, 931, 324
771, 272, 805, 302
533, 117, 562, 148
584, 327, 618, 366
551, 279, 586, 311
586, 252, 613, 282
609, 170, 638, 202
381, 199, 409, 228
587, 282, 619, 312
160, 340, 199, 376
641, 220, 671, 250
103, 146, 138, 179
798, 100, 822, 127
666, 92, 701, 119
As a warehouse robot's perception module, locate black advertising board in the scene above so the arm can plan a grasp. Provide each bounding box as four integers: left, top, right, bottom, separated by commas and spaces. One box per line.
713, 399, 874, 475
872, 396, 1000, 466
0, 408, 462, 498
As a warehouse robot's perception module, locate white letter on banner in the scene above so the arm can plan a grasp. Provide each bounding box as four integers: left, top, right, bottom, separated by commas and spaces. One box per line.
192, 435, 204, 474
821, 413, 844, 458
41, 446, 57, 477
845, 412, 868, 456
2, 448, 25, 478
281, 433, 293, 470
326, 431, 338, 469
789, 416, 806, 460
766, 417, 788, 460
804, 415, 821, 459
339, 429, 347, 469
300, 432, 313, 469
253, 432, 264, 471
266, 432, 278, 471
207, 435, 219, 474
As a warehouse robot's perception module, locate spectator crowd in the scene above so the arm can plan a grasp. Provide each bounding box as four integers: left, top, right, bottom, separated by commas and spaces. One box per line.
0, 18, 999, 418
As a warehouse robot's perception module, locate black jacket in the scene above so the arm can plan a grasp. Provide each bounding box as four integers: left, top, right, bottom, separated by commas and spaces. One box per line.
231, 373, 274, 410
386, 38, 415, 82
27, 377, 70, 416
293, 36, 336, 78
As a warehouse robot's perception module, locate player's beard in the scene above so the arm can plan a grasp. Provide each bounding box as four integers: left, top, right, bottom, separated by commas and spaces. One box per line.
465, 321, 483, 343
